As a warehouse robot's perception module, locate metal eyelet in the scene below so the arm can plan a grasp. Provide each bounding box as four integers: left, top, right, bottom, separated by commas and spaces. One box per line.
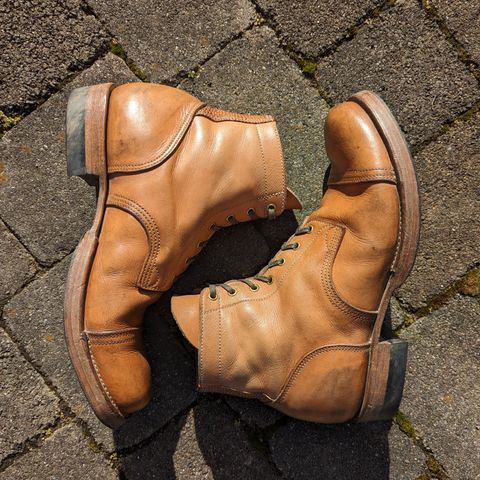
185, 257, 194, 265
198, 240, 206, 248
267, 203, 276, 220
278, 258, 286, 265
292, 242, 300, 249
307, 225, 313, 233
209, 293, 218, 301
247, 208, 256, 216
266, 276, 273, 285
249, 284, 259, 292
226, 215, 235, 223
228, 288, 237, 296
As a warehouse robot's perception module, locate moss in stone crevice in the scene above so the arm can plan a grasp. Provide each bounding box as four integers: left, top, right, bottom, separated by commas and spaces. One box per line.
393, 411, 419, 440
459, 267, 480, 296
107, 40, 149, 82
0, 110, 21, 134
298, 59, 317, 76
426, 455, 449, 480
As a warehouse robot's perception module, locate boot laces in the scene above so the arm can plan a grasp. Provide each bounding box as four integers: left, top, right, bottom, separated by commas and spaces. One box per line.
208, 224, 313, 300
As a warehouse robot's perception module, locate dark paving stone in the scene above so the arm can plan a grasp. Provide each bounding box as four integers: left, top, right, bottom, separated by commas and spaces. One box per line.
0, 221, 37, 303
121, 399, 281, 479
316, 0, 479, 146
1, 424, 117, 479
3, 257, 198, 451
256, 0, 383, 57
271, 420, 426, 479
401, 295, 480, 480
0, 54, 138, 266
225, 397, 284, 429
89, 0, 256, 82
385, 298, 409, 332
397, 112, 480, 310
172, 223, 271, 295
0, 0, 107, 116
432, 0, 480, 64
0, 328, 60, 462
181, 26, 330, 218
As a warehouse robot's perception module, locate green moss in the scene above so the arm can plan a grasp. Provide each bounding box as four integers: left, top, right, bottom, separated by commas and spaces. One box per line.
187, 70, 197, 79
426, 455, 449, 480
393, 411, 418, 440
0, 110, 21, 132
299, 60, 317, 76
107, 40, 148, 82
459, 268, 480, 296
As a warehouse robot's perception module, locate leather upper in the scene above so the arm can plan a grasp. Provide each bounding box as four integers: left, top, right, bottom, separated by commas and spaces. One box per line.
172, 101, 401, 423
84, 83, 300, 414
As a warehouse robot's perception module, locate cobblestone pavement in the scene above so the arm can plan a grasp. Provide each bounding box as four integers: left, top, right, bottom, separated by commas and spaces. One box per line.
1, 1, 479, 479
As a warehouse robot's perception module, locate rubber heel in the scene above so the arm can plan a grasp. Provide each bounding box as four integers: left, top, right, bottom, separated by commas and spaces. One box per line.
66, 83, 114, 185
357, 338, 408, 422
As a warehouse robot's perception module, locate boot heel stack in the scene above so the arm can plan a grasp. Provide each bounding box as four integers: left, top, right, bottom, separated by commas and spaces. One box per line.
66, 83, 114, 184
357, 337, 408, 422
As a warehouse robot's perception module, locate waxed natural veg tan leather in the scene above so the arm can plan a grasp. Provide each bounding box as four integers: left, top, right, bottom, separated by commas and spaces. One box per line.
172, 100, 404, 423
82, 84, 302, 418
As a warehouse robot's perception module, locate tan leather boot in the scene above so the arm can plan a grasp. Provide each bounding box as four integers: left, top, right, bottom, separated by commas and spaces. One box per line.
172, 91, 420, 423
64, 83, 301, 428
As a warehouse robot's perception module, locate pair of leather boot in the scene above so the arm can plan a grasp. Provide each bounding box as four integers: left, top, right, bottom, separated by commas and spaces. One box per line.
64, 83, 419, 428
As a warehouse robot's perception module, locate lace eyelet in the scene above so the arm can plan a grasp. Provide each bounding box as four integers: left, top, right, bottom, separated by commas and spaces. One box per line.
209, 293, 218, 301
198, 240, 206, 248
228, 288, 237, 296
247, 208, 256, 216
278, 258, 286, 265
210, 224, 218, 231
307, 225, 313, 233
185, 257, 193, 265
267, 203, 276, 220
226, 215, 236, 223
249, 284, 259, 292
266, 276, 273, 285
292, 242, 300, 249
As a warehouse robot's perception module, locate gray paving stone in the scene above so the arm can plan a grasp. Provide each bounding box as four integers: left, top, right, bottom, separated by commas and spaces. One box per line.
386, 298, 409, 332
0, 221, 37, 303
172, 223, 271, 295
225, 397, 284, 429
401, 295, 480, 480
316, 0, 479, 146
0, 54, 138, 266
0, 328, 60, 462
0, 0, 107, 116
3, 256, 198, 451
122, 399, 281, 479
182, 26, 330, 218
0, 424, 117, 480
397, 112, 480, 310
89, 0, 256, 82
271, 420, 426, 479
256, 0, 383, 57
432, 0, 480, 64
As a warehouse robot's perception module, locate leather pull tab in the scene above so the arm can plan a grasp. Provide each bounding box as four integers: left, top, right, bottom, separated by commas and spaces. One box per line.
285, 187, 302, 210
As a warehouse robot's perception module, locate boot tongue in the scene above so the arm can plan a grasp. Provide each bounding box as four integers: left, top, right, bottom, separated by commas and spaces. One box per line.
171, 294, 201, 348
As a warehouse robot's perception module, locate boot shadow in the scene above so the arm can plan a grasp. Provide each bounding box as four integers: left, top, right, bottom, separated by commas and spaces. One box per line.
116, 211, 391, 479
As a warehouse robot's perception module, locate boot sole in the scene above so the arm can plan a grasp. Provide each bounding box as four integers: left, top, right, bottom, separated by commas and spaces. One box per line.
64, 83, 126, 429
349, 91, 420, 422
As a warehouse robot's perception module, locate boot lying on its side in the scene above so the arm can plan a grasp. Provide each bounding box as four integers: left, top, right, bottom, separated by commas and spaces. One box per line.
172, 91, 420, 423
64, 83, 301, 428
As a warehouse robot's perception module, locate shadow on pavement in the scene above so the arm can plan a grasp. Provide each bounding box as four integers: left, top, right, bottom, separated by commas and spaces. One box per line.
115, 211, 392, 479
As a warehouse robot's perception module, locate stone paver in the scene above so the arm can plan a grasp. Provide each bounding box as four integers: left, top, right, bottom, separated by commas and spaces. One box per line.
0, 221, 36, 303
89, 0, 256, 82
256, 0, 383, 57
2, 257, 197, 451
432, 0, 480, 64
401, 295, 480, 480
225, 397, 284, 429
0, 424, 116, 480
316, 0, 479, 146
0, 54, 137, 266
121, 399, 281, 479
397, 111, 480, 310
271, 420, 426, 479
0, 328, 60, 462
172, 222, 271, 295
0, 0, 107, 116
182, 26, 330, 217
